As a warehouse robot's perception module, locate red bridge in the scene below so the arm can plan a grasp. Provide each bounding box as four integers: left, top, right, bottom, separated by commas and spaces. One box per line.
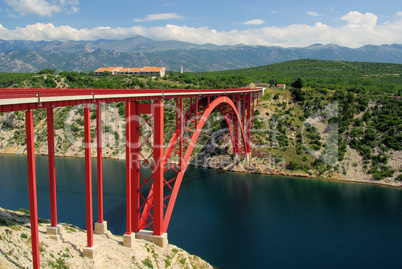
0, 87, 263, 268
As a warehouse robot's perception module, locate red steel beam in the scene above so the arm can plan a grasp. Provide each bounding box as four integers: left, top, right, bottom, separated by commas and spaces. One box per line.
247, 93, 252, 154
179, 98, 184, 172
47, 108, 58, 227
175, 98, 179, 130
195, 97, 198, 130
242, 93, 246, 133
26, 110, 40, 269
96, 102, 104, 223
84, 105, 94, 247
153, 100, 164, 236
252, 92, 255, 125
125, 102, 132, 235
130, 101, 140, 232
235, 94, 241, 154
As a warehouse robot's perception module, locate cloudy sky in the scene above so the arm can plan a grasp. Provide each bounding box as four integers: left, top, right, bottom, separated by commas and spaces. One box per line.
0, 0, 401, 47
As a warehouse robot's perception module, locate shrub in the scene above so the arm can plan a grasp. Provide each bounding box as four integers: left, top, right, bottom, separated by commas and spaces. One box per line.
38, 69, 56, 75
288, 160, 298, 170
142, 258, 153, 268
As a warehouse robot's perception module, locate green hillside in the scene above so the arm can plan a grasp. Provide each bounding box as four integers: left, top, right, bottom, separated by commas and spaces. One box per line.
193, 59, 402, 94
0, 59, 401, 185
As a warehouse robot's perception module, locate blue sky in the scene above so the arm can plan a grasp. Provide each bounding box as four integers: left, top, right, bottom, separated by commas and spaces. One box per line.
0, 0, 401, 47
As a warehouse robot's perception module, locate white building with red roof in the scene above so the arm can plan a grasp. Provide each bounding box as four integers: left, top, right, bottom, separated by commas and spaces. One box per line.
95, 66, 165, 77
94, 67, 122, 76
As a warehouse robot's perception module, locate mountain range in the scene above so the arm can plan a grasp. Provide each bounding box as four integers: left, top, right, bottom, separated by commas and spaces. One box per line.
0, 36, 401, 73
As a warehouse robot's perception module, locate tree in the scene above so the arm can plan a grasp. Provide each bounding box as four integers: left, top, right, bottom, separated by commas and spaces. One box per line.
44, 77, 57, 88
38, 69, 56, 75
288, 160, 298, 170
291, 88, 305, 102
292, 77, 306, 89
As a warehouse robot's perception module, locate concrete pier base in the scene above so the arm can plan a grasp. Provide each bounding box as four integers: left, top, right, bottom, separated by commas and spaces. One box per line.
123, 233, 135, 248
46, 226, 61, 241
94, 221, 108, 234
83, 245, 97, 259
136, 230, 168, 248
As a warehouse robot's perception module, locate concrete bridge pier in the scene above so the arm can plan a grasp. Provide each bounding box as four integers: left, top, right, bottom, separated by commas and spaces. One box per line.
136, 230, 168, 248
46, 226, 62, 241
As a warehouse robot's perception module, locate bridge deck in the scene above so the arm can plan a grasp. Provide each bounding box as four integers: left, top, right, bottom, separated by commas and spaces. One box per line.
0, 88, 263, 112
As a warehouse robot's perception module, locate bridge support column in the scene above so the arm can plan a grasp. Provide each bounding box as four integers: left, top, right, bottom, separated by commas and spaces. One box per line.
153, 100, 164, 237
242, 93, 246, 130
246, 93, 252, 156
175, 98, 184, 170
133, 100, 168, 248
95, 101, 107, 234
46, 107, 61, 240
26, 110, 40, 269
83, 105, 96, 259
179, 98, 184, 172
124, 101, 133, 247
130, 101, 140, 234
235, 94, 241, 155
252, 92, 255, 125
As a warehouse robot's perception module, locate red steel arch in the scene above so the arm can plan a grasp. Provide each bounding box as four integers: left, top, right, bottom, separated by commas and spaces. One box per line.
162, 96, 249, 233
134, 96, 251, 234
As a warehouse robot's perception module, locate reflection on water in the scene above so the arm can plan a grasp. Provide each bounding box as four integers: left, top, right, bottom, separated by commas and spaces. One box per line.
0, 154, 401, 269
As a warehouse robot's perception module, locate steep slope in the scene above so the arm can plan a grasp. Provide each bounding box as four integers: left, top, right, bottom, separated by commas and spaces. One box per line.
0, 207, 213, 269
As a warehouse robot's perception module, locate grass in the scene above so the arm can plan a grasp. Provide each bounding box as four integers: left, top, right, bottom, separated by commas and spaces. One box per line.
142, 257, 153, 269
39, 242, 47, 252
165, 257, 172, 267
64, 226, 77, 233
16, 208, 30, 214
47, 258, 69, 269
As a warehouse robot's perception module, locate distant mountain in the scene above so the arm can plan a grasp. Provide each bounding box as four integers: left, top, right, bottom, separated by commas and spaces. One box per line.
0, 36, 229, 54
0, 36, 401, 73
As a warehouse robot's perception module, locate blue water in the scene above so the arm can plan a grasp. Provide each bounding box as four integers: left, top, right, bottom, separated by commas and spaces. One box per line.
0, 154, 402, 269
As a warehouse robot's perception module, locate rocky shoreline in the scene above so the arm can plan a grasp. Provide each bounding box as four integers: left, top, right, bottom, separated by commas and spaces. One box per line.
0, 207, 213, 269
1, 147, 401, 189
198, 155, 402, 189
1, 101, 401, 189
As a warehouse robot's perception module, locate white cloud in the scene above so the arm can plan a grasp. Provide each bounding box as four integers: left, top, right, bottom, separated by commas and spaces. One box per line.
396, 11, 402, 17
0, 11, 401, 48
134, 13, 183, 22
306, 11, 321, 17
4, 0, 79, 17
243, 19, 265, 25
341, 11, 377, 27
